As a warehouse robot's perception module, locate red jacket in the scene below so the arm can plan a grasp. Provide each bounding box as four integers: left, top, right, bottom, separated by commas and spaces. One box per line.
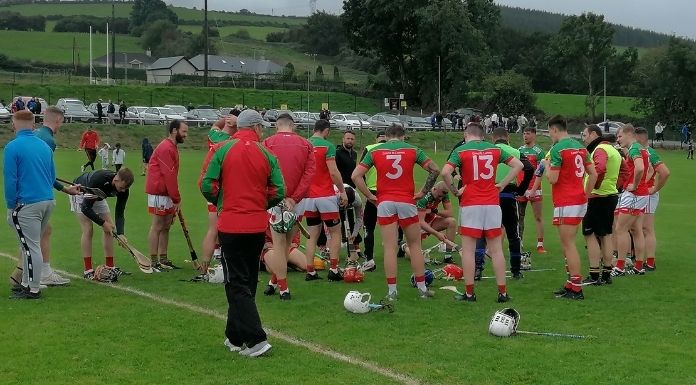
263, 132, 315, 203
80, 130, 100, 150
145, 138, 181, 203
200, 130, 285, 233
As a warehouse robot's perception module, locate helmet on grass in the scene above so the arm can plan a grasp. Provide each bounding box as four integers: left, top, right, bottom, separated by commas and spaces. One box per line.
344, 291, 371, 314
489, 308, 521, 337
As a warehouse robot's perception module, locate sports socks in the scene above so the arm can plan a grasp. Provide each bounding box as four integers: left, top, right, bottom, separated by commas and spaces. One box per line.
465, 284, 475, 296
330, 258, 338, 272
269, 274, 278, 286
615, 259, 626, 270
387, 277, 397, 294
277, 278, 288, 293
414, 275, 426, 292
570, 275, 582, 292
159, 253, 168, 262
602, 265, 613, 281
646, 257, 655, 268
634, 260, 644, 271
497, 284, 507, 295
105, 256, 114, 268
306, 265, 316, 274
150, 254, 159, 265
537, 237, 544, 246
83, 256, 93, 272
589, 266, 600, 281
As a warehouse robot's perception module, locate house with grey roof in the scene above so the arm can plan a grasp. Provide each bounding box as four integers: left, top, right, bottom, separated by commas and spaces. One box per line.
94, 52, 157, 69
189, 54, 283, 78
145, 56, 196, 84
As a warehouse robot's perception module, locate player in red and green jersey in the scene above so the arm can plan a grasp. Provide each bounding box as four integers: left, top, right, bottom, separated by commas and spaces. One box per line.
441, 122, 523, 303
303, 119, 348, 282
636, 128, 670, 271
544, 116, 597, 300
613, 124, 651, 276
200, 114, 238, 267
400, 181, 458, 263
352, 124, 441, 300
518, 126, 546, 253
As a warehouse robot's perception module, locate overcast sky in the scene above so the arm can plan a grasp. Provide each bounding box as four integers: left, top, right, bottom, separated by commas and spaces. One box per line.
165, 0, 696, 39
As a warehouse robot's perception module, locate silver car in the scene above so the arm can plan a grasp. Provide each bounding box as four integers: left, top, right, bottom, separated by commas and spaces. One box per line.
332, 113, 364, 130
0, 104, 10, 122
187, 109, 220, 126
63, 104, 96, 123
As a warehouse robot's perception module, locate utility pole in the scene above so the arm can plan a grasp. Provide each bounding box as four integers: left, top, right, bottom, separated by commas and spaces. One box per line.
204, 0, 209, 87
89, 25, 93, 84
111, 3, 115, 83
124, 53, 128, 85
106, 22, 109, 84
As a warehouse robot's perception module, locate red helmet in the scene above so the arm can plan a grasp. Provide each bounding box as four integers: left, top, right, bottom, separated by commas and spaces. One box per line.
343, 267, 364, 283
441, 264, 463, 280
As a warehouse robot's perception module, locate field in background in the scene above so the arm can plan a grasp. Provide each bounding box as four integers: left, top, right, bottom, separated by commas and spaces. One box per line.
179, 24, 288, 41
0, 3, 306, 24
0, 127, 694, 384
535, 92, 640, 119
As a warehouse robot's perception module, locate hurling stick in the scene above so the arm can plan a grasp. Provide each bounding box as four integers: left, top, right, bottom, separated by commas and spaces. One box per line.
177, 209, 200, 269
57, 178, 108, 199
113, 233, 153, 274
296, 221, 310, 239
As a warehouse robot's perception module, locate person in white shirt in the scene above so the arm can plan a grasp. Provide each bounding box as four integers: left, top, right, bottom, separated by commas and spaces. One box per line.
97, 143, 111, 169
654, 121, 665, 142
112, 143, 125, 171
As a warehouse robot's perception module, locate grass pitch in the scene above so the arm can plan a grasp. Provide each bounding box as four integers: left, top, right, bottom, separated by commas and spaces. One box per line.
1, 128, 695, 385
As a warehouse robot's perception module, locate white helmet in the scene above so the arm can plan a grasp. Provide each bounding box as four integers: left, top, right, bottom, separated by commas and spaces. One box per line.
207, 265, 224, 284
343, 291, 371, 314
489, 308, 520, 337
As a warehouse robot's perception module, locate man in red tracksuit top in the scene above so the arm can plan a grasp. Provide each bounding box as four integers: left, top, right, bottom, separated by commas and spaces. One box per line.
262, 112, 316, 300
79, 127, 100, 172
145, 120, 188, 270
200, 109, 285, 358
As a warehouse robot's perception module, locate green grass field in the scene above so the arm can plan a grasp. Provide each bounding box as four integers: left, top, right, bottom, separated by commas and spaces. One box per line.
1, 126, 695, 385
535, 93, 640, 119
0, 29, 142, 64
0, 3, 306, 25
179, 24, 288, 41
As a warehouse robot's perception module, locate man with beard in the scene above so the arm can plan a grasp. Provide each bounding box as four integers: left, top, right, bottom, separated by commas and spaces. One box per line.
146, 120, 188, 271
580, 125, 622, 285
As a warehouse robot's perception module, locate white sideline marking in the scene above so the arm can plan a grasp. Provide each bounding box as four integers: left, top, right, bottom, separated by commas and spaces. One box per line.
1, 252, 421, 385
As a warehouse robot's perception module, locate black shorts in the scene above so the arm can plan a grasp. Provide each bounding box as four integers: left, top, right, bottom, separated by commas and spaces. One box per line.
582, 195, 619, 237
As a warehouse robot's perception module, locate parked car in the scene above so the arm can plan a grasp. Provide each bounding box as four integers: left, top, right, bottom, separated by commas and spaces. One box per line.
164, 105, 189, 116
63, 104, 96, 123
187, 109, 221, 126
125, 106, 148, 124
140, 107, 186, 125
264, 109, 296, 123
332, 113, 365, 130
292, 111, 317, 127
0, 104, 11, 122
368, 114, 402, 129
597, 121, 625, 135
56, 98, 86, 112
218, 107, 239, 116
309, 113, 337, 127
397, 116, 431, 131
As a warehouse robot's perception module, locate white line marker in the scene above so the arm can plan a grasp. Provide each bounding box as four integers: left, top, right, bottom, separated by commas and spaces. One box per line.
1, 252, 421, 385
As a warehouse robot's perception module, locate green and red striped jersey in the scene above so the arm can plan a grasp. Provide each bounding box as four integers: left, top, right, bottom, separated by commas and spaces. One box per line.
645, 146, 663, 189
548, 137, 592, 207
200, 130, 285, 233
308, 136, 337, 198
359, 140, 431, 204
447, 140, 514, 207
625, 142, 650, 195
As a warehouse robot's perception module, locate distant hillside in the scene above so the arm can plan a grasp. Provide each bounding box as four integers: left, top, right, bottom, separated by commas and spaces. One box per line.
499, 5, 675, 48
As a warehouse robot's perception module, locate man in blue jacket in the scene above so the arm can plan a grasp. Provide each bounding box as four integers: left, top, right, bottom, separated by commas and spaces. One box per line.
4, 110, 56, 299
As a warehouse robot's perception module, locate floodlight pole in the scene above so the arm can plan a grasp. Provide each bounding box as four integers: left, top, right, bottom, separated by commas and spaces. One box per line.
204, 0, 209, 87
111, 3, 115, 83
603, 65, 607, 123
89, 25, 93, 85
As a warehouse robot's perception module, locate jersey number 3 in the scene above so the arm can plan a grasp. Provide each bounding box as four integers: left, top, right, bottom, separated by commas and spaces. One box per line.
472, 154, 494, 181
385, 154, 403, 180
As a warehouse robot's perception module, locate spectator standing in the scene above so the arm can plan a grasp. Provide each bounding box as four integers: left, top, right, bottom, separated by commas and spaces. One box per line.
4, 110, 56, 299
98, 143, 111, 169
79, 127, 100, 172
688, 142, 694, 160
682, 123, 690, 144
141, 138, 153, 176
118, 101, 127, 124
96, 100, 104, 123
435, 111, 443, 129
107, 100, 116, 124
654, 122, 665, 142
13, 97, 25, 113
112, 143, 125, 171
